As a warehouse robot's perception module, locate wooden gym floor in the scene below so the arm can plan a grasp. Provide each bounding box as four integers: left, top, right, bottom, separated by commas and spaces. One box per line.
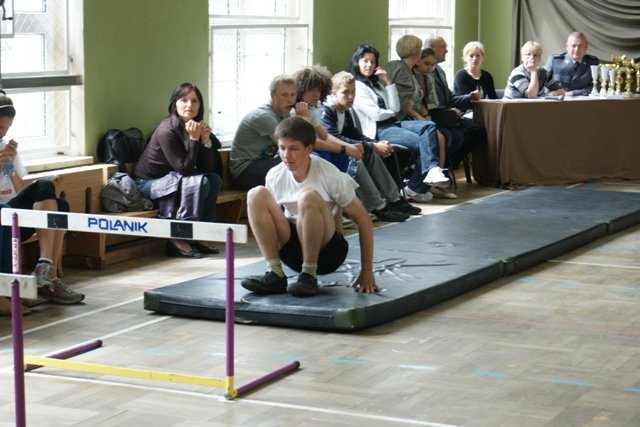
1, 175, 639, 427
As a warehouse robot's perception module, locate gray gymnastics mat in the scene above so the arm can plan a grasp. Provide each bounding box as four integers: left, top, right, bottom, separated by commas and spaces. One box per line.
143, 187, 640, 331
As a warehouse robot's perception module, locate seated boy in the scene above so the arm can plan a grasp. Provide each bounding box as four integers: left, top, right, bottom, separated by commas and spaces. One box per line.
320, 71, 421, 218
241, 116, 379, 297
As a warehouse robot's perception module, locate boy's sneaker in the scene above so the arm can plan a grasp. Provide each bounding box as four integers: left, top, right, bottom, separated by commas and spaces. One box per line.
33, 260, 56, 288
423, 167, 450, 187
403, 186, 433, 203
287, 273, 320, 297
241, 271, 287, 294
390, 198, 422, 215
37, 278, 85, 305
430, 186, 458, 199
371, 205, 409, 222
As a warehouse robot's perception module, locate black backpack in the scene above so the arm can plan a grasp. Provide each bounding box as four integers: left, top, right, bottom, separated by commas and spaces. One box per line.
98, 128, 146, 172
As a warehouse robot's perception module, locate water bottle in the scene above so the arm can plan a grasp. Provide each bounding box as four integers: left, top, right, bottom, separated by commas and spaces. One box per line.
2, 163, 15, 177
347, 159, 358, 178
0, 138, 15, 177
213, 111, 224, 140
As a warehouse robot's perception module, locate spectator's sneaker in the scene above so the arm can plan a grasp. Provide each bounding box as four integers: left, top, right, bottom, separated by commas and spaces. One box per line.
38, 278, 85, 305
430, 186, 458, 199
287, 273, 320, 297
390, 198, 422, 215
404, 186, 433, 203
33, 260, 56, 288
241, 271, 287, 294
423, 167, 450, 187
371, 205, 409, 222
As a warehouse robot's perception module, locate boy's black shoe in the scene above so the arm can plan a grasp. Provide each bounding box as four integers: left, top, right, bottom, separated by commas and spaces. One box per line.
390, 197, 422, 215
287, 273, 320, 297
371, 205, 409, 222
241, 271, 287, 294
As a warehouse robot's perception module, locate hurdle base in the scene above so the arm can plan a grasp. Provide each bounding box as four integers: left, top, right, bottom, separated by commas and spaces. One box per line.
25, 339, 103, 372
228, 361, 301, 400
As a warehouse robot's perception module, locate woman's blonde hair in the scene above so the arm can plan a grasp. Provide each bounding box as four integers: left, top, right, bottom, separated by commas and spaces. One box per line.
396, 34, 423, 59
520, 41, 542, 56
461, 41, 485, 62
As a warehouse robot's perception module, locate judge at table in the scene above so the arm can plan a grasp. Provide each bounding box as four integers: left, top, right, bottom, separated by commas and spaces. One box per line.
544, 32, 599, 97
503, 41, 565, 99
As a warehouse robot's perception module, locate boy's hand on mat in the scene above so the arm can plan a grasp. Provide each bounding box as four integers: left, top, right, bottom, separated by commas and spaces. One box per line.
352, 270, 379, 294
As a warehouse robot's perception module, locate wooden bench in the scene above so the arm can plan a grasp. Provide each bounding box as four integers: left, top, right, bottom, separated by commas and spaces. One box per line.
64, 149, 247, 269
17, 164, 113, 267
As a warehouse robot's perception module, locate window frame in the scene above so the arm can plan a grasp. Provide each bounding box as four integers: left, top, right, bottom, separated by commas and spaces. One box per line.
208, 0, 312, 146
388, 0, 455, 85
0, 0, 85, 163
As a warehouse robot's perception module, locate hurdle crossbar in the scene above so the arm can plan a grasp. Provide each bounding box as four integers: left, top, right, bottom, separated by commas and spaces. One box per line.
0, 208, 249, 244
3, 208, 299, 426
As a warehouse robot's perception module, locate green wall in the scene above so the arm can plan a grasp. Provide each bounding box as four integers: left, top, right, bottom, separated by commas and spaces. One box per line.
82, 0, 514, 156
455, 0, 480, 71
313, 0, 389, 74
479, 0, 514, 87
83, 0, 209, 154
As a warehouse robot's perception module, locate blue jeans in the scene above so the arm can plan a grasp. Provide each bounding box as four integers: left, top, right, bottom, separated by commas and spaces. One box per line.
135, 173, 222, 222
377, 120, 440, 193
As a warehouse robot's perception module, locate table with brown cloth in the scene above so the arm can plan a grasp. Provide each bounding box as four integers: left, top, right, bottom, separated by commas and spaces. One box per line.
471, 97, 640, 187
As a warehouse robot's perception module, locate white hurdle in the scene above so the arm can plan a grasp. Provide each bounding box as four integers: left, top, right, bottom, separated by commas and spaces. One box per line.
1, 208, 300, 427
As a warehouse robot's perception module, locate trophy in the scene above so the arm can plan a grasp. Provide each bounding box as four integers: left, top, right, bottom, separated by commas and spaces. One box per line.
609, 69, 616, 95
636, 63, 640, 94
625, 67, 634, 96
600, 65, 609, 96
590, 65, 599, 96
615, 68, 623, 94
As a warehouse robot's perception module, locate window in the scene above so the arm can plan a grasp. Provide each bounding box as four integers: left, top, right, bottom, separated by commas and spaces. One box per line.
389, 0, 455, 85
209, 0, 312, 144
0, 0, 82, 161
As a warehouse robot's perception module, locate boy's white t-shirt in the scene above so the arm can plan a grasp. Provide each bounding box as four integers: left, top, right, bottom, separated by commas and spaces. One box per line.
0, 141, 29, 205
265, 154, 358, 221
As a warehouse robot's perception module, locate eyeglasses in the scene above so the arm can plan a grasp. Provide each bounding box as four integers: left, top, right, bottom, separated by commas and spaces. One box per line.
523, 53, 541, 58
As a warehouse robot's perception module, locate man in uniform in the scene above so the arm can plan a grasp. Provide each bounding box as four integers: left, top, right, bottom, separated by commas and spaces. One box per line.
545, 32, 599, 97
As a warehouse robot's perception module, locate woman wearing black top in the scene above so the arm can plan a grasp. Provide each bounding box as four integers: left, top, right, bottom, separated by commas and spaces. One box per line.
453, 41, 498, 99
134, 83, 222, 258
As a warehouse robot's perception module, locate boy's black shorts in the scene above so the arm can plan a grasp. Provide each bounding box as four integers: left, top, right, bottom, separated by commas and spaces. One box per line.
279, 221, 348, 275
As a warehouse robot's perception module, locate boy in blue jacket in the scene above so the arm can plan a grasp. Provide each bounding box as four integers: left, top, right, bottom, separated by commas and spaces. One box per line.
320, 71, 420, 218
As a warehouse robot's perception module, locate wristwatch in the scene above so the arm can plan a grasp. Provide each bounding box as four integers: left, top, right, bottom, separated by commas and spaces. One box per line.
340, 145, 346, 154
204, 139, 213, 149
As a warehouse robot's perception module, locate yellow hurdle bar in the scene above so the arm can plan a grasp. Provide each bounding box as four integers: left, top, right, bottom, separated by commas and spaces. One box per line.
24, 356, 228, 388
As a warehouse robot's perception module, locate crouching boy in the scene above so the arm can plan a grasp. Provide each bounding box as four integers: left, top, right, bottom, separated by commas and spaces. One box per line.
241, 116, 379, 296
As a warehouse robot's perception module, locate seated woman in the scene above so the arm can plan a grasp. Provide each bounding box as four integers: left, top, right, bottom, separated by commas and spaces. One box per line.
504, 41, 565, 99
384, 35, 457, 199
0, 90, 84, 315
454, 41, 498, 100
134, 83, 223, 259
350, 44, 451, 204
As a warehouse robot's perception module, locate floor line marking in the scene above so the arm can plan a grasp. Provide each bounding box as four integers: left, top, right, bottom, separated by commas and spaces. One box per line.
97, 316, 172, 340
0, 297, 144, 343
0, 316, 173, 372
3, 371, 462, 427
549, 260, 640, 270
419, 311, 640, 337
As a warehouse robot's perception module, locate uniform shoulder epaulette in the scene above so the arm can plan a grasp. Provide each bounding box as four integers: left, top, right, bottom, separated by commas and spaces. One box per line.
584, 54, 598, 61
552, 53, 566, 59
